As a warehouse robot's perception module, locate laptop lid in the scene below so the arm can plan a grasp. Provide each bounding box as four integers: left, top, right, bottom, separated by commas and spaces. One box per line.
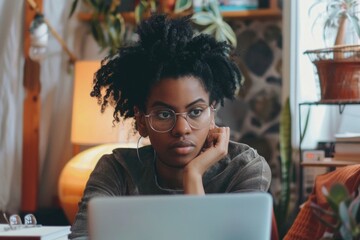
88, 192, 272, 240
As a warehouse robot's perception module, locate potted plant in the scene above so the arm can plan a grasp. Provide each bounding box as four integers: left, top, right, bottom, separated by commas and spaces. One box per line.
70, 0, 193, 54
191, 0, 237, 47
304, 0, 360, 101
135, 0, 192, 23
311, 183, 360, 240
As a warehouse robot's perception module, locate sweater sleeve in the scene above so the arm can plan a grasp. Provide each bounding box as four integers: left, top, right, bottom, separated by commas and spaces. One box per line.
68, 154, 129, 240
203, 142, 272, 193
227, 147, 272, 192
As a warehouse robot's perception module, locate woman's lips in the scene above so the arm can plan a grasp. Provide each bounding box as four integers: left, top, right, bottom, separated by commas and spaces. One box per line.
170, 141, 195, 155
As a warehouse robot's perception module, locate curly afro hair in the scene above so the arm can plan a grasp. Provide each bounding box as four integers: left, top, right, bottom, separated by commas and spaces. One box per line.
90, 14, 242, 123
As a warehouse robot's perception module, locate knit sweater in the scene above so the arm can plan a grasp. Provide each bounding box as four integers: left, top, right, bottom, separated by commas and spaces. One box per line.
69, 141, 271, 239
284, 164, 360, 240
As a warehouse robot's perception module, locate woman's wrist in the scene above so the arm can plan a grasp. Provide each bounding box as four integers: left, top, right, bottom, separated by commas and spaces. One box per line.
182, 168, 205, 195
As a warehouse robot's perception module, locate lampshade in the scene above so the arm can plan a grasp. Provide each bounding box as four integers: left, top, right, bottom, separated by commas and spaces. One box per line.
71, 61, 138, 145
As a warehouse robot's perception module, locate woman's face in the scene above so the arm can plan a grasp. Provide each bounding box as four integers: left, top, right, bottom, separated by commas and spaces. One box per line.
141, 76, 214, 168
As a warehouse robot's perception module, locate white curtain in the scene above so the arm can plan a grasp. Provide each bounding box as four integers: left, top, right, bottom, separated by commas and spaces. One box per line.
0, 0, 79, 212
37, 0, 75, 208
0, 0, 24, 213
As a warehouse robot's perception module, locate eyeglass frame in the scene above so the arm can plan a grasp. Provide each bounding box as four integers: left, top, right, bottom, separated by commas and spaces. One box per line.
143, 105, 216, 133
2, 213, 41, 231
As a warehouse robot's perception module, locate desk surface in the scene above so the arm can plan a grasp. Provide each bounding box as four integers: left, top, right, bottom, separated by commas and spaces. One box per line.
301, 158, 360, 167
0, 224, 70, 239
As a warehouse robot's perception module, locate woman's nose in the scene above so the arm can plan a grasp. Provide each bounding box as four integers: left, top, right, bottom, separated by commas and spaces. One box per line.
171, 115, 191, 136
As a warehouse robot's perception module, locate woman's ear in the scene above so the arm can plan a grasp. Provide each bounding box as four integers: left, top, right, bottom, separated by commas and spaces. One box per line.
210, 117, 216, 130
134, 106, 148, 137
209, 103, 216, 130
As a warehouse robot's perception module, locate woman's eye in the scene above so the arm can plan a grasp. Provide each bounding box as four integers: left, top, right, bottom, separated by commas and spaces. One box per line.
157, 111, 173, 120
189, 108, 203, 118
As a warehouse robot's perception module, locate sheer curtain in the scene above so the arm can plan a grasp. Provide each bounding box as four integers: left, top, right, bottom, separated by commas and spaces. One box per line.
37, 0, 75, 208
0, 0, 24, 213
0, 0, 78, 212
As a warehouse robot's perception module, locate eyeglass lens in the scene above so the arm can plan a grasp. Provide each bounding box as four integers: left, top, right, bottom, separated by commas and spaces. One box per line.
3, 213, 38, 230
148, 106, 212, 132
9, 215, 22, 225
24, 214, 37, 225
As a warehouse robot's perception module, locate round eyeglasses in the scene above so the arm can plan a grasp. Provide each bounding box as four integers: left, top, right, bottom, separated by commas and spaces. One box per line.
144, 105, 215, 133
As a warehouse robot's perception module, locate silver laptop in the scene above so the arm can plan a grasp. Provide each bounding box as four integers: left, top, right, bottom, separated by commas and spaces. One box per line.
88, 193, 272, 240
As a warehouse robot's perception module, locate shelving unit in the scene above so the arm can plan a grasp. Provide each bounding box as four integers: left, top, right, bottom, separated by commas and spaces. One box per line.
77, 0, 282, 23
298, 101, 360, 203
222, 0, 281, 20
301, 158, 358, 167
222, 9, 281, 20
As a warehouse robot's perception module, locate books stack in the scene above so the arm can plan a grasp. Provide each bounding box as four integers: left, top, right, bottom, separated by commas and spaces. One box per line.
219, 0, 258, 11
193, 0, 258, 12
334, 132, 360, 162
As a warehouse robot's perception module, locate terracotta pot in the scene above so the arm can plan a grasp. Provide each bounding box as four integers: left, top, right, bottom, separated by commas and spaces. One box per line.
314, 59, 360, 100
305, 45, 360, 101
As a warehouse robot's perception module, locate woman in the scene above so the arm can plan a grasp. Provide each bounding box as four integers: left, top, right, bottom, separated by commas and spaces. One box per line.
69, 14, 271, 239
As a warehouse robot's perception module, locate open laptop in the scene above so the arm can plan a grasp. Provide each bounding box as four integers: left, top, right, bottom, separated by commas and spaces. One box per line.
88, 192, 273, 240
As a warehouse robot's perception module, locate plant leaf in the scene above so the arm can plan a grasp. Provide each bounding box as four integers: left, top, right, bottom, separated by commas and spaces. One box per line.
91, 19, 107, 50
349, 195, 360, 221
215, 27, 226, 42
135, 0, 148, 24
339, 201, 353, 240
329, 183, 350, 205
208, 0, 221, 19
339, 201, 351, 229
277, 97, 292, 226
174, 0, 192, 14
191, 12, 216, 26
346, 14, 360, 39
325, 183, 350, 214
69, 0, 79, 18
221, 21, 237, 47
201, 24, 217, 35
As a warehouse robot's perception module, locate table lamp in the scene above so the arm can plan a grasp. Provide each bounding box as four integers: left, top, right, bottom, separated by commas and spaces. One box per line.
58, 61, 143, 223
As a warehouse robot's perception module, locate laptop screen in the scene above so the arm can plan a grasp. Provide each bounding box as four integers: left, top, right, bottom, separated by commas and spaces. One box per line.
88, 192, 272, 240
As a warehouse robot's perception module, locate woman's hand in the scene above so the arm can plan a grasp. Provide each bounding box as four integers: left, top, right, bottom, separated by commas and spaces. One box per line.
182, 126, 230, 194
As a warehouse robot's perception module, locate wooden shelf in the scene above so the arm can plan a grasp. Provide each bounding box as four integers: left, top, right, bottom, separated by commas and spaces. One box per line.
77, 7, 282, 24
78, 12, 136, 24
222, 8, 282, 20
301, 158, 360, 167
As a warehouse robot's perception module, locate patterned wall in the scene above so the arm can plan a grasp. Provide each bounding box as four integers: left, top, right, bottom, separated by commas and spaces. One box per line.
216, 19, 283, 194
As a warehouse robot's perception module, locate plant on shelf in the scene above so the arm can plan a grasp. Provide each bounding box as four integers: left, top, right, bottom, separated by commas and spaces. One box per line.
135, 0, 192, 23
191, 0, 237, 47
311, 183, 360, 240
69, 0, 192, 54
309, 0, 360, 46
305, 0, 360, 101
69, 0, 128, 54
274, 97, 295, 237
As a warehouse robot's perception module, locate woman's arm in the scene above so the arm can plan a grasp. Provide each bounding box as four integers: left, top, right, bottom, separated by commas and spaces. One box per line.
182, 126, 230, 195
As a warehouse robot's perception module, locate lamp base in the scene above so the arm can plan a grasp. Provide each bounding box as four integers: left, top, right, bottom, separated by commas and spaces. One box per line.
58, 143, 136, 224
